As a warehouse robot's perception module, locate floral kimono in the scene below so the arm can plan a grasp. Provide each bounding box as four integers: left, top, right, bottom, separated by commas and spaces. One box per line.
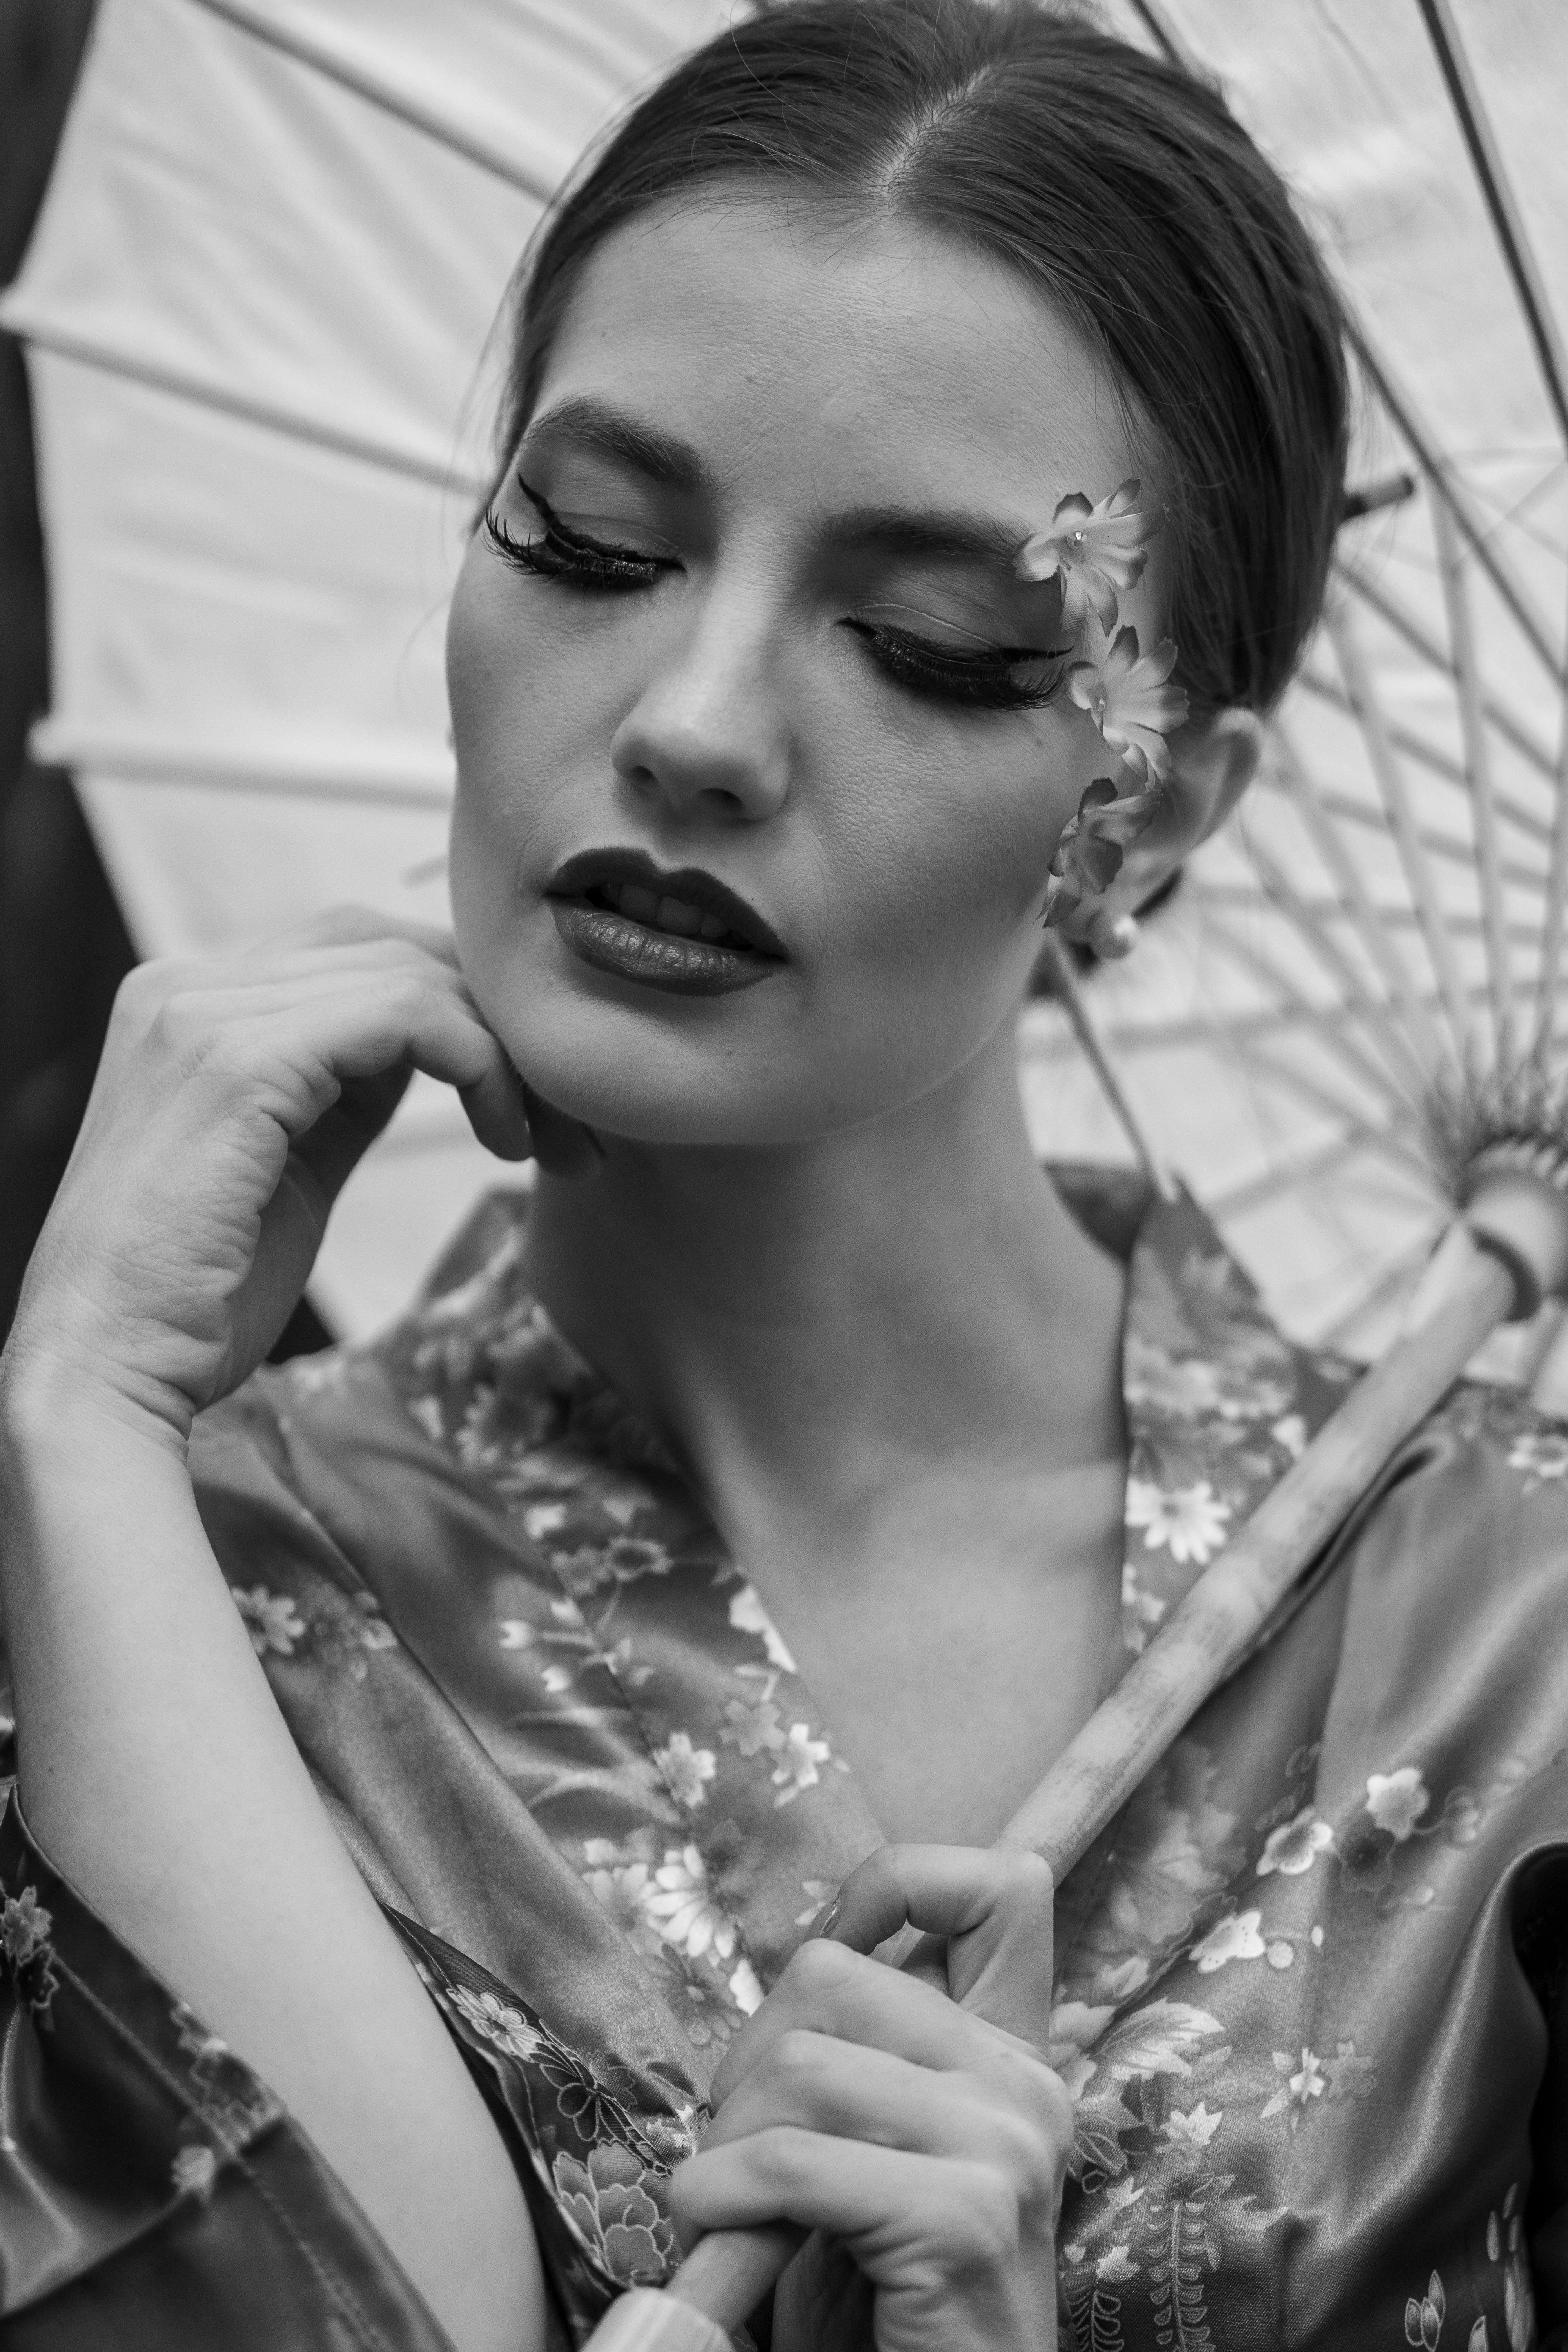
2, 1165, 1566, 2351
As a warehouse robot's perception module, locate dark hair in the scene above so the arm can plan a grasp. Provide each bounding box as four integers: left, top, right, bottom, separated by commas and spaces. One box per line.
497, 0, 1348, 717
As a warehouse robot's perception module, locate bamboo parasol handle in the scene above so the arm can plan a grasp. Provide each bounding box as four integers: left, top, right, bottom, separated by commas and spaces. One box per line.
591, 1210, 1551, 2350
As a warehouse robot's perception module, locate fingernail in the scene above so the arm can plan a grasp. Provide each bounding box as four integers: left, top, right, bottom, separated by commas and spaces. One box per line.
815, 1900, 841, 1941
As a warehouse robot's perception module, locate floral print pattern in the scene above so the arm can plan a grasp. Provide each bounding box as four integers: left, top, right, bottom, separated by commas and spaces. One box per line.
11, 1168, 1560, 2350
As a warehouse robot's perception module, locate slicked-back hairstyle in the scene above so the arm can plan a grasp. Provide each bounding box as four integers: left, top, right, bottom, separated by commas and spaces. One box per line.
497, 0, 1349, 718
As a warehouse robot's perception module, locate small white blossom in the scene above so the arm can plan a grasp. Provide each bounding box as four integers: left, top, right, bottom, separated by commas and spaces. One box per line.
645, 1846, 739, 1963
655, 1732, 717, 1810
1366, 1767, 1428, 1842
1508, 1430, 1568, 1485
522, 1503, 569, 1541
1125, 1478, 1232, 1566
771, 1723, 832, 1807
1256, 1808, 1334, 1878
1191, 1907, 1265, 1973
171, 2144, 218, 2200
728, 1959, 764, 2015
230, 1586, 306, 1659
728, 1583, 797, 1671
447, 1985, 545, 2065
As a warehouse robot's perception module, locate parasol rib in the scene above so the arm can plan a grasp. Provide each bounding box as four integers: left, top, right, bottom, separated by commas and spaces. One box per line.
1262, 721, 1444, 1075
186, 0, 559, 205
1194, 882, 1547, 955
1196, 887, 1425, 1124
1432, 498, 1515, 1067
1295, 667, 1551, 846
1315, 1232, 1446, 1353
1532, 568, 1568, 1072
1415, 0, 1568, 448
1338, 563, 1561, 776
1324, 601, 1478, 1069
1204, 1121, 1420, 1223
1033, 936, 1177, 1198
0, 312, 484, 495
1122, 0, 1562, 677
1259, 771, 1550, 898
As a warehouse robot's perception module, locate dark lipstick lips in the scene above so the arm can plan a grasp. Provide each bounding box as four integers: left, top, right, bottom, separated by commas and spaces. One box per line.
545, 846, 786, 998
547, 847, 786, 957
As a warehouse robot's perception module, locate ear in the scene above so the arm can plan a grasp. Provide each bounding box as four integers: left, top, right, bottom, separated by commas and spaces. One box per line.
1056, 706, 1263, 951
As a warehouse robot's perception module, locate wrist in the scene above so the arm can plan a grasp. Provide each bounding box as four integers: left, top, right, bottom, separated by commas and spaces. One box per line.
0, 1336, 193, 1478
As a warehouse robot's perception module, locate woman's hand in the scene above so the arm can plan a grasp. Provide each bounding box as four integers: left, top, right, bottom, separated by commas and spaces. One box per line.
4, 907, 547, 1441
669, 1844, 1071, 2352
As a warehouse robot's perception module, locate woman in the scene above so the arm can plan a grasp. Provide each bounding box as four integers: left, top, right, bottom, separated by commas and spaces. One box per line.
2, 4, 1564, 2348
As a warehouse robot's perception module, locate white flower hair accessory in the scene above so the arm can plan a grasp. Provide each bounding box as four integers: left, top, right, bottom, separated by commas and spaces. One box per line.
1014, 478, 1190, 929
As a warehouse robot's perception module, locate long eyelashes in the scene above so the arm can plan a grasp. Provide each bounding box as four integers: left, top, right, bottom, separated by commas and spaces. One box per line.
483, 483, 676, 592
482, 488, 1068, 712
839, 619, 1070, 711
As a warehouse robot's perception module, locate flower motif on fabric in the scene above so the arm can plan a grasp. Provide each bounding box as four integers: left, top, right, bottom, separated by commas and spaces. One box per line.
1506, 1428, 1568, 1489
230, 1584, 306, 1658
1405, 2270, 1446, 2350
644, 1844, 740, 1964
552, 1535, 674, 1598
1189, 1906, 1265, 1973
0, 1883, 59, 2025
771, 1722, 836, 1808
653, 1732, 717, 1811
1014, 479, 1163, 635
726, 1581, 797, 1671
448, 1984, 546, 2065
1486, 2184, 1535, 2352
1126, 1476, 1232, 1567
552, 2143, 676, 2288
1255, 1808, 1334, 1878
171, 2141, 219, 2201
1161, 2101, 1223, 2150
1365, 1768, 1429, 1842
1260, 2045, 1325, 2123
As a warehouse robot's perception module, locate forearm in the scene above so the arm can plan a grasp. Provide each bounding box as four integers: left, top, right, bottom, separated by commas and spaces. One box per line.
0, 1362, 544, 2352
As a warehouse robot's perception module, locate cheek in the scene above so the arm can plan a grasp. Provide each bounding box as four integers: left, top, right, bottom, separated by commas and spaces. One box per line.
445, 558, 598, 941
817, 719, 1077, 1023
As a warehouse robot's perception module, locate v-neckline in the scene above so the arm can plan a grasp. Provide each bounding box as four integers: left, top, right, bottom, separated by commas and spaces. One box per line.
384, 1169, 1343, 2001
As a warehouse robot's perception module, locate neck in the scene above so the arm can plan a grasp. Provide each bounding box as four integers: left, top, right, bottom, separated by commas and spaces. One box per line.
523, 1014, 1127, 1539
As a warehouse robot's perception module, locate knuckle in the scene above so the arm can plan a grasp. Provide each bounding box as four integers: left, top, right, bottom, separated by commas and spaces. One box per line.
767, 2028, 822, 2089
951, 2167, 1022, 2270
751, 2125, 814, 2196
782, 1936, 857, 1999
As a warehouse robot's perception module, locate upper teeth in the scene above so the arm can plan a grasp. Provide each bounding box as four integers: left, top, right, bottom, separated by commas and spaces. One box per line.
609, 881, 735, 944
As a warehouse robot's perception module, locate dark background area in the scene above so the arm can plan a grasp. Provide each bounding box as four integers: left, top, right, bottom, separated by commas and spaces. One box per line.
0, 0, 328, 1357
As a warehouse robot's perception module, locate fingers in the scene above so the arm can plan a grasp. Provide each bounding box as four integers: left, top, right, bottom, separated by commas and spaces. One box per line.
815, 1842, 1056, 2046
236, 915, 593, 1175
710, 1935, 1027, 2116
702, 2030, 1037, 2172
671, 2131, 1051, 2283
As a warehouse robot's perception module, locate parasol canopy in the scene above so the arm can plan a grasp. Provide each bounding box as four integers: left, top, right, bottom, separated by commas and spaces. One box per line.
5, 0, 1566, 1360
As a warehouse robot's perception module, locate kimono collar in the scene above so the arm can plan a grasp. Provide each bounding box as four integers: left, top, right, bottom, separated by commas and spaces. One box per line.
1106, 1177, 1351, 1673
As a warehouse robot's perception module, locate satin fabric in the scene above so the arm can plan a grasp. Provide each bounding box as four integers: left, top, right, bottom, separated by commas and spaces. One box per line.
0, 1167, 1565, 2349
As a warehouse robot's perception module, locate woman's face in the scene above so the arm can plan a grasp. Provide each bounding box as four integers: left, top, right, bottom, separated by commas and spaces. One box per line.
447, 192, 1163, 1146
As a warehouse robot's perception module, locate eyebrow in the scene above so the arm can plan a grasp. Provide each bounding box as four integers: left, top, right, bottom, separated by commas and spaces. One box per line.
518, 397, 1029, 568
519, 397, 714, 496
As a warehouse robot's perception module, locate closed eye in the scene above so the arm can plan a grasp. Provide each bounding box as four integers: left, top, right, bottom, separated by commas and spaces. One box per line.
842, 614, 1071, 711
483, 479, 680, 593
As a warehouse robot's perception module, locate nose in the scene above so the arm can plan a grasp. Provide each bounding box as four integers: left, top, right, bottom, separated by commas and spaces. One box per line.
608, 586, 791, 825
